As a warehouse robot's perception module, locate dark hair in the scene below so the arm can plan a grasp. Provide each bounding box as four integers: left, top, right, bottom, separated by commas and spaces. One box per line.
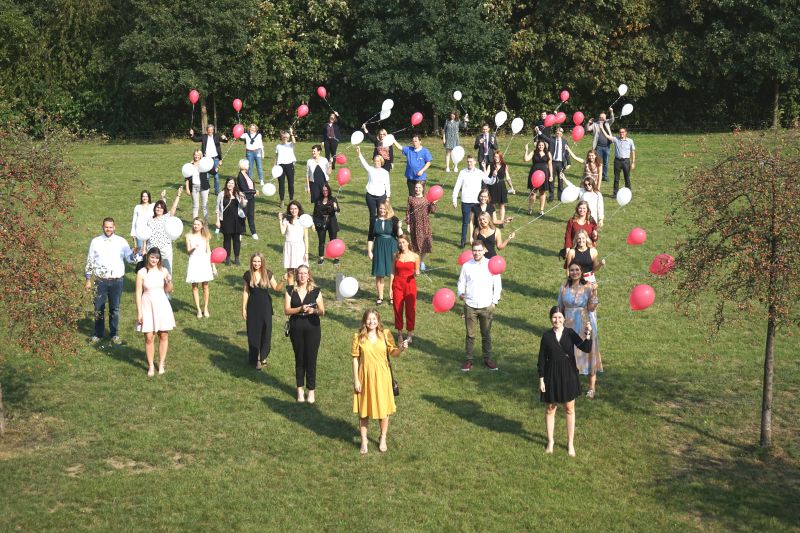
285, 200, 304, 221
222, 177, 240, 200
152, 200, 167, 217
549, 305, 563, 318
566, 263, 588, 287
411, 134, 421, 141
470, 240, 484, 249
145, 246, 163, 270
311, 144, 322, 152
319, 182, 333, 200
140, 190, 152, 204
449, 110, 459, 119
102, 217, 115, 225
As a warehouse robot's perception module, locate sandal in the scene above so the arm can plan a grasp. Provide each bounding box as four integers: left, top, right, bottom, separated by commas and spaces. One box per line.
360, 443, 368, 455
376, 299, 383, 305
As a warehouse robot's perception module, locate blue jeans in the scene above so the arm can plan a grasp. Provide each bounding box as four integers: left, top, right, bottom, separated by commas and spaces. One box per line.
596, 146, 610, 181
460, 202, 476, 245
246, 151, 263, 183
94, 277, 124, 338
212, 157, 221, 194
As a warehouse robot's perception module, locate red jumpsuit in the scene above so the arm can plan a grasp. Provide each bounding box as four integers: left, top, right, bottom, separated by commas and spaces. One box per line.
392, 260, 417, 331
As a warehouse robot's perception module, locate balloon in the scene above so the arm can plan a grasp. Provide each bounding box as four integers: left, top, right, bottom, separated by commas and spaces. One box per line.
298, 214, 314, 228
411, 112, 423, 126
335, 154, 347, 165
350, 130, 364, 145
325, 238, 346, 259
379, 109, 391, 120
339, 276, 359, 298
232, 124, 244, 139
451, 145, 465, 164
164, 217, 184, 241
560, 90, 570, 102
262, 183, 276, 196
382, 134, 395, 148
336, 167, 351, 186
630, 284, 656, 311
530, 170, 546, 189
494, 111, 508, 128
560, 185, 581, 203
618, 84, 628, 96
317, 86, 327, 99
616, 187, 632, 207
232, 98, 242, 113
555, 111, 566, 124
198, 157, 213, 173
572, 111, 585, 125
181, 163, 195, 178
627, 227, 647, 245
457, 250, 472, 266
382, 98, 394, 111
649, 253, 676, 277
426, 185, 444, 203
296, 104, 309, 118
210, 247, 227, 264
432, 288, 456, 313
453, 90, 463, 101
511, 117, 524, 134
271, 165, 283, 179
488, 255, 506, 275
621, 103, 634, 117
188, 90, 200, 105
543, 114, 556, 127
572, 125, 585, 142
135, 224, 152, 242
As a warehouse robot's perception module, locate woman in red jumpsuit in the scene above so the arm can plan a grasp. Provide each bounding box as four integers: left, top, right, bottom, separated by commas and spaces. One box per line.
391, 235, 420, 345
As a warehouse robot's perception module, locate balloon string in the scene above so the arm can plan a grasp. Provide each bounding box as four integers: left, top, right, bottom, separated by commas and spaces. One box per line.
503, 135, 516, 155
605, 204, 627, 222
553, 102, 562, 113
190, 104, 195, 129
510, 202, 562, 235
608, 96, 622, 109
391, 126, 410, 135
222, 138, 238, 159
364, 111, 380, 123
323, 97, 337, 114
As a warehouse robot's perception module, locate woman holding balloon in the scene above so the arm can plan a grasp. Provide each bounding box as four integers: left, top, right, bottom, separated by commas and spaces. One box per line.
306, 145, 330, 204
473, 212, 515, 259
579, 177, 604, 228
568, 149, 603, 193
215, 178, 247, 266
146, 191, 183, 275
524, 140, 553, 216
443, 111, 467, 172
355, 145, 391, 237
361, 125, 394, 173
185, 217, 213, 318
312, 182, 340, 265
236, 158, 259, 240
405, 181, 437, 270
183, 149, 211, 223
321, 113, 341, 169
275, 129, 297, 207
130, 190, 155, 250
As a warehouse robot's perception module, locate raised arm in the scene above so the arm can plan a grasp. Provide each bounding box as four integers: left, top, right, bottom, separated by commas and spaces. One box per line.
168, 187, 182, 216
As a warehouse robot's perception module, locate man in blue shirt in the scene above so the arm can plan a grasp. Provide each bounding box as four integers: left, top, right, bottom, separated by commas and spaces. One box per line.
611, 127, 636, 196
394, 135, 432, 196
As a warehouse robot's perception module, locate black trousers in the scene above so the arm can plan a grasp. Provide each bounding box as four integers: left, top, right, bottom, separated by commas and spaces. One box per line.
279, 163, 295, 201
365, 192, 386, 235
613, 158, 631, 193
223, 232, 241, 262
551, 161, 566, 199
244, 194, 256, 234
247, 314, 272, 365
323, 138, 339, 168
289, 318, 321, 389
316, 224, 338, 257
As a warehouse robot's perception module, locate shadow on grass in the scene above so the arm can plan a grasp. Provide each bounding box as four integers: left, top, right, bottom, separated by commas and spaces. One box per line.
262, 396, 356, 446
0, 365, 32, 405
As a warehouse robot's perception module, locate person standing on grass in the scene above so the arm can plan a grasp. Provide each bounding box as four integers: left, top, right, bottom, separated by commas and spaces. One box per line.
538, 127, 571, 201
405, 181, 437, 271
130, 190, 155, 250
236, 158, 259, 240
391, 235, 420, 345
393, 135, 432, 196
85, 217, 137, 345
306, 144, 330, 204
443, 110, 467, 172
473, 123, 498, 171
312, 182, 340, 265
457, 240, 501, 372
275, 129, 297, 208
243, 123, 264, 185
586, 108, 614, 184
361, 124, 394, 173
610, 127, 636, 197
285, 265, 325, 403
189, 124, 228, 195
242, 253, 284, 371
368, 200, 402, 305
356, 145, 391, 237
184, 150, 210, 223
135, 247, 176, 377
523, 140, 553, 216
215, 178, 247, 266
185, 217, 213, 319
146, 191, 183, 276
452, 154, 496, 248
279, 200, 309, 273
322, 112, 341, 169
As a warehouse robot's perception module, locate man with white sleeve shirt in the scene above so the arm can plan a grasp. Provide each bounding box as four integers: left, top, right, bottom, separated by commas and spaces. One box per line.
457, 240, 501, 371
452, 154, 496, 247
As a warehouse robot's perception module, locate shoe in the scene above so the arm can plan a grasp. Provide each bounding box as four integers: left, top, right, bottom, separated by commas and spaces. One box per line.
318, 257, 325, 265
568, 448, 576, 457
461, 360, 473, 372
484, 358, 498, 371
379, 434, 387, 452
90, 336, 101, 345
307, 390, 315, 404
527, 209, 533, 216
453, 166, 458, 172
252, 233, 259, 240
548, 196, 554, 201
376, 299, 383, 305
389, 298, 393, 305
215, 228, 220, 234
234, 258, 240, 266
586, 389, 595, 399
406, 333, 413, 344
147, 366, 155, 378
225, 259, 230, 266
445, 168, 451, 173
196, 310, 203, 319
333, 259, 339, 265
297, 389, 305, 403
203, 309, 210, 318
420, 262, 426, 271
255, 360, 262, 370
539, 210, 544, 216
459, 241, 466, 248
111, 336, 122, 345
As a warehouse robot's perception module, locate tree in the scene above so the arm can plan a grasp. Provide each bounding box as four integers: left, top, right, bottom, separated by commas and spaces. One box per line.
669, 132, 800, 447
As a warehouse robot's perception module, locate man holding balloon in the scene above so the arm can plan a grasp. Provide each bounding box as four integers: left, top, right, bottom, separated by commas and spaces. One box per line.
189, 124, 228, 195
456, 240, 501, 371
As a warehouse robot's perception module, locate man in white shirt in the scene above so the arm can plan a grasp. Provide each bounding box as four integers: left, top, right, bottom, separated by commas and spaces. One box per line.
457, 240, 501, 371
189, 124, 228, 194
84, 218, 137, 345
452, 155, 496, 247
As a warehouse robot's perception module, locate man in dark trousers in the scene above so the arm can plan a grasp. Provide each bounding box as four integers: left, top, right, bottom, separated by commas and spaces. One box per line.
473, 123, 498, 171
322, 112, 341, 170
538, 127, 571, 201
189, 124, 228, 194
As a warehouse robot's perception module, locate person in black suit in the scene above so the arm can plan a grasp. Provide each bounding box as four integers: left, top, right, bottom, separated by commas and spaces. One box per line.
473, 124, 498, 171
189, 124, 228, 195
538, 127, 571, 200
322, 112, 342, 170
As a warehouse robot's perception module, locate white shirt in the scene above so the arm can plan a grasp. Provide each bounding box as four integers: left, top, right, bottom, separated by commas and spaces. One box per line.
243, 132, 263, 152
579, 189, 604, 222
457, 258, 502, 307
85, 234, 135, 280
553, 138, 563, 162
190, 165, 201, 186
131, 203, 155, 237
306, 158, 329, 182
276, 143, 297, 165
204, 136, 218, 158
452, 167, 496, 204
359, 154, 391, 197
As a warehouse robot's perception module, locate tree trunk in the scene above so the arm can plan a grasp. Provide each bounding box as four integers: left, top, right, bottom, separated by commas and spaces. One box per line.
0, 382, 5, 436
760, 308, 776, 446
201, 99, 208, 130
771, 80, 780, 129
433, 111, 439, 135
212, 95, 218, 131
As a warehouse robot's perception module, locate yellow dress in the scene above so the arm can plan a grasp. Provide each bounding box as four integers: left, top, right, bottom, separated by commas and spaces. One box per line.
352, 329, 397, 419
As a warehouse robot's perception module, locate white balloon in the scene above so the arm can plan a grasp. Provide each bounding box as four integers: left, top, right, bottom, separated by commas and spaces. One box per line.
271, 165, 282, 178
510, 117, 524, 135
350, 130, 364, 145
453, 90, 463, 101
451, 145, 465, 164
262, 183, 276, 196
382, 134, 395, 148
621, 103, 634, 117
616, 187, 632, 207
164, 217, 184, 241
298, 214, 314, 228
618, 84, 628, 96
382, 98, 394, 111
135, 224, 152, 241
198, 157, 214, 173
494, 111, 508, 128
379, 109, 391, 120
560, 185, 581, 203
338, 276, 359, 298
181, 163, 195, 178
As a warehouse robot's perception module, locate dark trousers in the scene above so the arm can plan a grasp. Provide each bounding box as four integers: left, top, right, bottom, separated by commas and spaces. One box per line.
244, 194, 256, 235
247, 319, 272, 365
613, 158, 631, 193
310, 180, 324, 204
93, 277, 123, 338
460, 202, 476, 246
323, 138, 339, 168
290, 318, 321, 389
365, 192, 386, 234
464, 303, 493, 361
596, 146, 610, 181
316, 224, 338, 257
279, 163, 295, 201
223, 232, 241, 262
552, 161, 566, 199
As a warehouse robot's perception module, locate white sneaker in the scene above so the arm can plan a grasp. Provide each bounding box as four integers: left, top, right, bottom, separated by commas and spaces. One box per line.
445, 168, 451, 172
111, 336, 123, 345
215, 228, 220, 234
252, 233, 259, 240
89, 336, 101, 345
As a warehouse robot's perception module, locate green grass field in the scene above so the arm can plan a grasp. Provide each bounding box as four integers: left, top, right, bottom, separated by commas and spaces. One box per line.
1, 133, 798, 531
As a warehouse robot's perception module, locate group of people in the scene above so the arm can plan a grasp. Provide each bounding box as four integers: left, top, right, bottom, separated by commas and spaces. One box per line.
85, 106, 636, 455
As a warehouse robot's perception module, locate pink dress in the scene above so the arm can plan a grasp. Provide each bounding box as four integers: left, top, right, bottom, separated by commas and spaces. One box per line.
139, 267, 176, 333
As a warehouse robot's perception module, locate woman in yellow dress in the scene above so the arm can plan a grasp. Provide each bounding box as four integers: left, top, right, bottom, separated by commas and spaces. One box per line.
351, 309, 409, 454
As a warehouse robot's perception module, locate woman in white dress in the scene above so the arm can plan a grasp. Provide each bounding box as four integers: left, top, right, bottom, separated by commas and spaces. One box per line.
279, 200, 309, 273
136, 247, 176, 377
130, 190, 155, 250
185, 217, 214, 318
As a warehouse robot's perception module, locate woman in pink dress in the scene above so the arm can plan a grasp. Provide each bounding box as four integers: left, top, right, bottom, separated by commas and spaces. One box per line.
136, 247, 176, 377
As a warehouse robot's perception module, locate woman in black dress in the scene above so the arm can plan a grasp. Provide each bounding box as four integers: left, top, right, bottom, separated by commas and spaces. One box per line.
523, 140, 553, 216
538, 305, 593, 457
485, 151, 515, 223
312, 182, 340, 265
284, 265, 325, 403
215, 177, 247, 265
242, 253, 283, 370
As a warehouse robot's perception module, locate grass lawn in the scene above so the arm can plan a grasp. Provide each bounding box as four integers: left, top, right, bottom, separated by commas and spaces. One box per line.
1, 132, 798, 531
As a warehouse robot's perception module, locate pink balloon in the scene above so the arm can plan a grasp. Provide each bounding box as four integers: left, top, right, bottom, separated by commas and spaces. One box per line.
630, 284, 656, 311
210, 247, 227, 264
649, 253, 675, 276
411, 112, 424, 127
232, 124, 244, 139
572, 125, 585, 143
457, 250, 472, 266
336, 167, 351, 186
335, 154, 347, 165
432, 288, 456, 313
543, 114, 556, 127
488, 255, 506, 275
426, 185, 444, 203
626, 227, 647, 245
572, 111, 584, 125
555, 112, 566, 124
297, 104, 309, 118
530, 170, 545, 189
317, 86, 327, 99
560, 90, 570, 102
232, 98, 242, 113
325, 238, 346, 259
188, 90, 200, 105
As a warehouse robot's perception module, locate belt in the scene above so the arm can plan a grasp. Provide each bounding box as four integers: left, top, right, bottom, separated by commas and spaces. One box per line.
99, 276, 122, 281
377, 234, 394, 239
615, 157, 630, 161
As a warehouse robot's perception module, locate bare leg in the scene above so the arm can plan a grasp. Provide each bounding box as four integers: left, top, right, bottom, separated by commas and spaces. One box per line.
545, 404, 556, 453
528, 192, 535, 214
498, 203, 506, 223
145, 332, 156, 376
192, 284, 201, 316
376, 276, 385, 301
445, 150, 452, 171
379, 417, 389, 452
202, 282, 210, 316
565, 400, 576, 456
157, 332, 169, 374
588, 373, 597, 395
359, 417, 369, 454
539, 191, 547, 213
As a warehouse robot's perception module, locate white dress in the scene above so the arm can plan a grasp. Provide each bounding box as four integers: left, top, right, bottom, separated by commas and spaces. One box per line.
185, 234, 213, 283
283, 220, 307, 269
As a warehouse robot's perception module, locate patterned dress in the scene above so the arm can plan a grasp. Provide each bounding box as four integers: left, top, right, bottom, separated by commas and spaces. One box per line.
443, 119, 464, 150
557, 283, 602, 375
405, 196, 435, 254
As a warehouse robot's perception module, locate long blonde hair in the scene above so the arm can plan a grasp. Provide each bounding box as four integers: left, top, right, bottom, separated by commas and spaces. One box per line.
357, 308, 387, 344
473, 212, 495, 239
249, 252, 270, 288
377, 199, 395, 219
191, 217, 211, 241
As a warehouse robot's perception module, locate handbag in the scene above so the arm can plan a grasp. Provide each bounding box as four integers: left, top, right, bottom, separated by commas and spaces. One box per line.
237, 205, 246, 219
384, 334, 400, 397
284, 319, 291, 337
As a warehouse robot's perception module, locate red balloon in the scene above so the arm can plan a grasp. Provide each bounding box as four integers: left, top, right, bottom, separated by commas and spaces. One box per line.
555, 112, 566, 124
560, 90, 570, 102
488, 255, 506, 275
572, 111, 584, 125
426, 185, 444, 203
530, 170, 546, 189
210, 247, 227, 264
336, 167, 351, 186
232, 124, 245, 139
630, 284, 656, 311
649, 253, 675, 276
543, 114, 556, 127
317, 86, 327, 99
335, 154, 347, 165
457, 250, 472, 266
572, 125, 585, 143
188, 90, 200, 105
626, 227, 647, 245
432, 288, 456, 313
232, 98, 242, 113
325, 238, 346, 259
297, 104, 309, 118
411, 112, 424, 127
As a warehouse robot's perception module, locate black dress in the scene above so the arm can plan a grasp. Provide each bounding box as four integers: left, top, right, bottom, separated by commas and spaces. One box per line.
220, 195, 245, 235
475, 230, 497, 258
287, 285, 322, 390
244, 270, 274, 365
537, 328, 592, 403
470, 203, 496, 230
570, 247, 594, 275
529, 151, 550, 192
486, 163, 508, 204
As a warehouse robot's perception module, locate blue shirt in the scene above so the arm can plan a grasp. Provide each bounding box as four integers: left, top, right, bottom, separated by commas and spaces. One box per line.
612, 137, 635, 159
401, 146, 432, 181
